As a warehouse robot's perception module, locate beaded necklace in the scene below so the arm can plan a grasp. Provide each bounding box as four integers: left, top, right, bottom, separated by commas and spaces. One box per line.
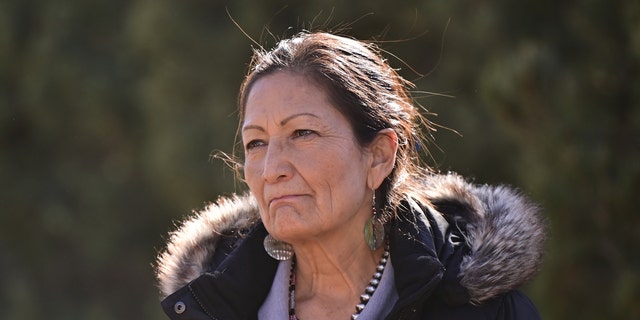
288, 243, 390, 320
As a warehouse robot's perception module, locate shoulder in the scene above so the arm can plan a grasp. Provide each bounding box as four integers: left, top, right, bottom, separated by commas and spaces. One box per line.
155, 193, 260, 299
420, 290, 541, 320
416, 173, 546, 304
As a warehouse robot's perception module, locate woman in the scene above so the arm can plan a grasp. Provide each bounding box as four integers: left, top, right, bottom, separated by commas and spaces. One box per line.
156, 32, 546, 319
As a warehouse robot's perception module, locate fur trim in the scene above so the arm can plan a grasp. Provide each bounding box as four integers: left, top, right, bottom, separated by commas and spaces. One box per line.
155, 174, 545, 304
425, 174, 545, 304
155, 194, 259, 299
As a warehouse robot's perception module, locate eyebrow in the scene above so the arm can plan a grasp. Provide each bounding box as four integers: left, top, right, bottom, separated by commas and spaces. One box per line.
242, 112, 320, 132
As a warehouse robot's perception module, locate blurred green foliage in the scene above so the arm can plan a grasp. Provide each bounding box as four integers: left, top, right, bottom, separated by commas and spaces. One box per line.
1, 0, 638, 319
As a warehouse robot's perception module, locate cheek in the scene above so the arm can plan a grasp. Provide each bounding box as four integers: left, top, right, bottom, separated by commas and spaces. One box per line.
244, 161, 271, 220
243, 160, 265, 202
243, 158, 261, 184
306, 150, 367, 197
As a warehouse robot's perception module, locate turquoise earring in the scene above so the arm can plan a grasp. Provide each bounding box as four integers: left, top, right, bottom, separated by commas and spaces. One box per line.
364, 190, 385, 250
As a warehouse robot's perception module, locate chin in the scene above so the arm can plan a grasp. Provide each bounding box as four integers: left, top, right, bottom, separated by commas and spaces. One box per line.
270, 224, 315, 244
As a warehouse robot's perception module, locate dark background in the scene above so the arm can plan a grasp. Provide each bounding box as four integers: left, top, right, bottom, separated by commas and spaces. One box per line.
1, 0, 638, 319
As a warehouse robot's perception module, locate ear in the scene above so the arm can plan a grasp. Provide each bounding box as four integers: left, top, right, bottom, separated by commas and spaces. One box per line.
367, 128, 398, 190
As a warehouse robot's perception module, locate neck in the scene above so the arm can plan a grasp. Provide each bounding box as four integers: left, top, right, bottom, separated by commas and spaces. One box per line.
290, 238, 385, 314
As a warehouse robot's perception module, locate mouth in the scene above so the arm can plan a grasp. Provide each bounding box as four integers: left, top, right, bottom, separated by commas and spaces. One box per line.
268, 194, 304, 207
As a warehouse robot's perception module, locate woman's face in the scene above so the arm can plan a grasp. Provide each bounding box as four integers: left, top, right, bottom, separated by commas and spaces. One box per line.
242, 72, 374, 244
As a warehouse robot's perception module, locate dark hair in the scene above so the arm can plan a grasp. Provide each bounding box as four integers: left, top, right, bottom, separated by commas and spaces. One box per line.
237, 32, 433, 220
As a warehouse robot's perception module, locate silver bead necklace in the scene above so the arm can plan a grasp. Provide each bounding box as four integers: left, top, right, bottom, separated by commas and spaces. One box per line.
288, 243, 390, 320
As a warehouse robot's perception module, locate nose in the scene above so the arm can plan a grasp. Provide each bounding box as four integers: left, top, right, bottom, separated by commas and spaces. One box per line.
262, 140, 293, 183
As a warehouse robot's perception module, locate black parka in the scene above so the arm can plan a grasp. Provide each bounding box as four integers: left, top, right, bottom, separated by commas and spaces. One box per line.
156, 174, 545, 319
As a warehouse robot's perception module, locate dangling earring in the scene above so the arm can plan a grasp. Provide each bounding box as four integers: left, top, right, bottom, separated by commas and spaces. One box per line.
263, 234, 294, 260
364, 189, 385, 250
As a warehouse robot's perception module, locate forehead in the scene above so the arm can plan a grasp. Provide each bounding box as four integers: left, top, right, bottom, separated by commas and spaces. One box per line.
242, 72, 340, 124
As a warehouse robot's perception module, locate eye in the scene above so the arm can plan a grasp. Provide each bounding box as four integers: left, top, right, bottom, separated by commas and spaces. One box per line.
293, 129, 316, 138
245, 139, 266, 151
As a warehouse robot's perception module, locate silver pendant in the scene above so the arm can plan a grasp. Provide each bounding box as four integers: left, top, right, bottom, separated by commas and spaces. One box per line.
263, 234, 294, 260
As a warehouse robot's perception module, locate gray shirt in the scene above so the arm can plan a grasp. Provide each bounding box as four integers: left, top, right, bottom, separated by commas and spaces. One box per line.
259, 258, 398, 319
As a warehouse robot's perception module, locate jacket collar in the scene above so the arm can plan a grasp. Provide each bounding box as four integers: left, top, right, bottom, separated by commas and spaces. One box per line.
386, 199, 446, 316
186, 224, 278, 319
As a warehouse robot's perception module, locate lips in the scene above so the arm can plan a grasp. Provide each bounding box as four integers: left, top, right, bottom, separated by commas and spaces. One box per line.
268, 194, 305, 207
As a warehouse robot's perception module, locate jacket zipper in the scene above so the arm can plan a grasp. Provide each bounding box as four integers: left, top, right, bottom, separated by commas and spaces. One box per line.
188, 284, 221, 320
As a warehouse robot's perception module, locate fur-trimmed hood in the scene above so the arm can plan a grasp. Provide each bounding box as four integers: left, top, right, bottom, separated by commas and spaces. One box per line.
155, 173, 545, 306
